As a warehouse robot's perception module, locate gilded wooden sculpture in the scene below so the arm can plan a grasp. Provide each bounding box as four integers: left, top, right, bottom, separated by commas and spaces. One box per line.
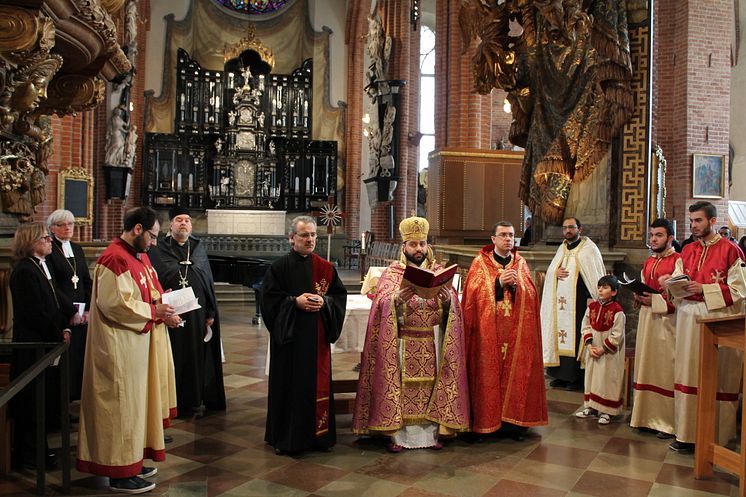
460, 0, 633, 224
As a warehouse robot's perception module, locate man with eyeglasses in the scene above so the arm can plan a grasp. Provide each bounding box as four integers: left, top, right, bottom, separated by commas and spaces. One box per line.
261, 215, 347, 455
77, 206, 182, 494
540, 217, 605, 391
462, 221, 548, 439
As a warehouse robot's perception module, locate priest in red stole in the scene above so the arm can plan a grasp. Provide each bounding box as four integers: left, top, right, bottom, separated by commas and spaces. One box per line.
353, 216, 470, 451
462, 221, 548, 436
261, 216, 347, 455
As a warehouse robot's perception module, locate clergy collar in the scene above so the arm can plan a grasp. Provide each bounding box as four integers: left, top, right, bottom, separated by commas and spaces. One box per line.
290, 249, 311, 259
565, 237, 582, 250
493, 250, 512, 265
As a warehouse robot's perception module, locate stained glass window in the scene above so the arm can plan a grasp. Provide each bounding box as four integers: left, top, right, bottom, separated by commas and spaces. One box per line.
213, 0, 292, 15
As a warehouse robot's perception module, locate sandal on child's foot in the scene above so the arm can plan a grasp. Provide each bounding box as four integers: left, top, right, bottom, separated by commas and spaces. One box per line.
598, 413, 611, 425
574, 407, 597, 419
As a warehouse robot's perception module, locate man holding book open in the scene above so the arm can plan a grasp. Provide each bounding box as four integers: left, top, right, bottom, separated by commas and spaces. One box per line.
462, 221, 548, 438
660, 201, 746, 454
352, 216, 470, 452
629, 218, 681, 439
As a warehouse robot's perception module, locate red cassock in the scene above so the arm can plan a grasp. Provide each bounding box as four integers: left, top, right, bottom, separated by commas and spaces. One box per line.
462, 245, 548, 433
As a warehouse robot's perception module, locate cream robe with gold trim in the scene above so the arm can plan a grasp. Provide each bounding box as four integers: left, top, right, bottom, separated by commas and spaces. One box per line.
671, 237, 746, 444
77, 239, 175, 478
541, 237, 606, 366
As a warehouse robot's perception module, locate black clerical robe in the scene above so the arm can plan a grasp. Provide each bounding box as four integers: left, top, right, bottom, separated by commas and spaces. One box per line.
150, 235, 226, 412
47, 238, 92, 400
261, 250, 347, 453
10, 257, 76, 464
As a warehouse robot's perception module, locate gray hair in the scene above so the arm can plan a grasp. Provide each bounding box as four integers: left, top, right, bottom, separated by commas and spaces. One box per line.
289, 215, 317, 235
47, 209, 75, 230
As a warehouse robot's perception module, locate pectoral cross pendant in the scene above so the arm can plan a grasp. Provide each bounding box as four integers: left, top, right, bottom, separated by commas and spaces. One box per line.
179, 275, 189, 288
71, 274, 79, 290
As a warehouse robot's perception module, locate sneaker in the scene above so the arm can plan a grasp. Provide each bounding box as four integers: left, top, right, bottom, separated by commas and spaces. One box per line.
139, 467, 157, 478
109, 476, 156, 494
575, 407, 597, 418
669, 440, 695, 454
598, 413, 611, 425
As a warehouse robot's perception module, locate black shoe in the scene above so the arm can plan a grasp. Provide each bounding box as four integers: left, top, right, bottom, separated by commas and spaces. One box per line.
549, 379, 568, 388
109, 476, 156, 494
139, 466, 157, 478
656, 431, 674, 440
565, 381, 584, 391
669, 441, 695, 454
164, 435, 173, 444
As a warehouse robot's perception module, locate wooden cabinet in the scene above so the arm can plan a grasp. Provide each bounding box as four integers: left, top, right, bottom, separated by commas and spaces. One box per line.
427, 148, 525, 243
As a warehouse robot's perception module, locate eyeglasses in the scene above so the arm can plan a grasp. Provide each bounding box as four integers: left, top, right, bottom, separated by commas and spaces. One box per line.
492, 233, 515, 239
562, 225, 579, 230
38, 235, 52, 242
146, 230, 159, 239
54, 222, 74, 228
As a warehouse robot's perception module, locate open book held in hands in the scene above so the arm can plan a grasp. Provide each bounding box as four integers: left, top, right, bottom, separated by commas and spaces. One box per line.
666, 274, 694, 299
402, 263, 458, 299
619, 272, 660, 295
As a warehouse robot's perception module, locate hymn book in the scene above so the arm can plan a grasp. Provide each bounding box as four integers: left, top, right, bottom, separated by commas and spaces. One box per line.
666, 274, 694, 299
619, 272, 660, 295
402, 263, 458, 299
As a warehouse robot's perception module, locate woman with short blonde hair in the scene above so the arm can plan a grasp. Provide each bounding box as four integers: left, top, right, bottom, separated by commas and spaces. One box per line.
10, 222, 47, 263
9, 221, 77, 470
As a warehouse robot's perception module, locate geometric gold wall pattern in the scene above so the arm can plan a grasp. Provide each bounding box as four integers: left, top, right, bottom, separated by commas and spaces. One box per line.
619, 24, 651, 243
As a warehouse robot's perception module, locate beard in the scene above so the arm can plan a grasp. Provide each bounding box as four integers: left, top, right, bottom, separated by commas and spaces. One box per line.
697, 225, 712, 239
651, 243, 669, 253
134, 234, 149, 252
404, 251, 426, 265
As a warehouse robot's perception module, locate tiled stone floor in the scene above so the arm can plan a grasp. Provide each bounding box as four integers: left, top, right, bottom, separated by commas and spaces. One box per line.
1, 302, 740, 496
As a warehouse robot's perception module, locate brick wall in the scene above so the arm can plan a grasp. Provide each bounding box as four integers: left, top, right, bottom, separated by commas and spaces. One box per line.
491, 89, 513, 148
366, 0, 421, 241
343, 0, 370, 240
655, 0, 732, 238
434, 0, 492, 149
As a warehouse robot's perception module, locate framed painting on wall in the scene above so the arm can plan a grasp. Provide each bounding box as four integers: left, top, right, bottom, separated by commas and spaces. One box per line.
692, 154, 726, 199
58, 167, 93, 225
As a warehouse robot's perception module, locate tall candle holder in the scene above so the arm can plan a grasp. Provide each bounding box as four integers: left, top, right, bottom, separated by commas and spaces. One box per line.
359, 230, 372, 284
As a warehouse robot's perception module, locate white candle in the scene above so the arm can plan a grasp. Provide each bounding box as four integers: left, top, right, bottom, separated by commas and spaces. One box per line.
188, 173, 194, 191
305, 177, 310, 192
294, 177, 299, 192
361, 231, 366, 251
177, 172, 182, 191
